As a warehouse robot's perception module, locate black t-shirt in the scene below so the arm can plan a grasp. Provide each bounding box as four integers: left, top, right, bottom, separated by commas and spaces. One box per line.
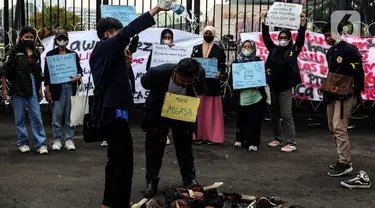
269, 47, 294, 92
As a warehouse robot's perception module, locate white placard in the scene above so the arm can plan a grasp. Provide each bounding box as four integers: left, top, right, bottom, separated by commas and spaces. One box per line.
150, 44, 191, 67
266, 2, 303, 30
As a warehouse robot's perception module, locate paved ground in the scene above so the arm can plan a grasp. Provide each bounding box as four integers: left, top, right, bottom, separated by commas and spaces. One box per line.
0, 108, 374, 208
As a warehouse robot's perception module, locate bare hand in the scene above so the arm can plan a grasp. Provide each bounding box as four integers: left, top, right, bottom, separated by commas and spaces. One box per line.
69, 76, 80, 83
263, 12, 268, 23
1, 88, 8, 99
125, 49, 132, 65
38, 90, 44, 102
168, 43, 175, 47
215, 72, 221, 80
46, 91, 53, 104
300, 13, 306, 26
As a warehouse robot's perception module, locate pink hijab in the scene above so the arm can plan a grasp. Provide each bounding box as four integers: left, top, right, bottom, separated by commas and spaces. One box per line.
202, 26, 216, 58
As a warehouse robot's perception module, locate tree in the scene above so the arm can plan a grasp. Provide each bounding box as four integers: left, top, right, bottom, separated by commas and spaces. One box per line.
29, 5, 82, 39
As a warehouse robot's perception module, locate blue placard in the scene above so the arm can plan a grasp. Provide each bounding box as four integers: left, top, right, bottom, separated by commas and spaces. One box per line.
194, 58, 218, 78
101, 5, 136, 27
232, 61, 266, 89
46, 53, 78, 84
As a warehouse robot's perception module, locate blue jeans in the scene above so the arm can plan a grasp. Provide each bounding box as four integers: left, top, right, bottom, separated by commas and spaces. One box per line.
12, 74, 47, 148
52, 83, 75, 141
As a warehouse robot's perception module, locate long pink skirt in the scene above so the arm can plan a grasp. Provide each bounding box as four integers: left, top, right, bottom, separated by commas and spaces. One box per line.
193, 95, 225, 144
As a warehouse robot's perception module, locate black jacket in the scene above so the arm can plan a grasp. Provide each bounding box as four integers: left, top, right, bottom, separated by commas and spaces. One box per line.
1, 44, 44, 98
191, 43, 226, 96
230, 58, 267, 106
262, 23, 306, 91
140, 63, 205, 132
44, 48, 83, 101
324, 41, 365, 102
89, 12, 156, 124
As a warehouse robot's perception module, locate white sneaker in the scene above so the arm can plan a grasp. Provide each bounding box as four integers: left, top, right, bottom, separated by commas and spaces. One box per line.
268, 140, 282, 147
166, 136, 171, 145
101, 141, 108, 147
234, 142, 242, 148
52, 141, 62, 151
18, 145, 30, 153
281, 144, 297, 152
65, 140, 76, 151
37, 146, 49, 155
249, 146, 258, 152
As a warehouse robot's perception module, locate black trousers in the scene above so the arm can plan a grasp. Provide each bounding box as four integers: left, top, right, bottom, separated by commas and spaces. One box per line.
236, 100, 264, 147
145, 119, 196, 183
102, 118, 133, 208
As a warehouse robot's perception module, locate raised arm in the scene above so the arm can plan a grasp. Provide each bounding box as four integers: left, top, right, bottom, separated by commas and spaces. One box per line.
261, 13, 276, 52
294, 13, 307, 56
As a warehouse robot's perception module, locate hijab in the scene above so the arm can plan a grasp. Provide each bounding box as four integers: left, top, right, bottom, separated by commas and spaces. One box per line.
237, 40, 258, 63
160, 28, 174, 44
202, 26, 216, 58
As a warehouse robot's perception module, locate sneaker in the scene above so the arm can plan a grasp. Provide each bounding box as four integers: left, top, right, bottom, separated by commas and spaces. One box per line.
207, 141, 215, 145
330, 161, 353, 169
65, 140, 76, 151
52, 140, 62, 151
193, 140, 203, 145
37, 146, 49, 155
18, 145, 30, 153
101, 141, 108, 147
249, 146, 258, 152
234, 142, 242, 148
166, 136, 171, 145
268, 140, 282, 147
341, 170, 371, 189
328, 162, 353, 177
281, 144, 297, 152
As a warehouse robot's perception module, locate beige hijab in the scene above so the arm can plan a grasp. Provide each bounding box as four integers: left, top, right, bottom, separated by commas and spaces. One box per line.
202, 26, 216, 58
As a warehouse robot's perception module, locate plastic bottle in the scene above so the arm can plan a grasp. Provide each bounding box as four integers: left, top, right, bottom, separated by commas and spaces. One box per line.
172, 3, 191, 21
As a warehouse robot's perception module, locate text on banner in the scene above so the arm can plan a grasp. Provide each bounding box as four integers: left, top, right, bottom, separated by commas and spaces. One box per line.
194, 58, 218, 78
232, 61, 267, 89
46, 53, 78, 84
161, 93, 200, 123
151, 44, 191, 67
101, 5, 136, 27
266, 2, 303, 30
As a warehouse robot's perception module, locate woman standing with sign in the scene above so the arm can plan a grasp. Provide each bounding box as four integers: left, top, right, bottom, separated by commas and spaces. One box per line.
262, 12, 306, 152
145, 29, 175, 145
192, 26, 226, 144
0, 27, 48, 154
44, 29, 83, 151
231, 40, 267, 152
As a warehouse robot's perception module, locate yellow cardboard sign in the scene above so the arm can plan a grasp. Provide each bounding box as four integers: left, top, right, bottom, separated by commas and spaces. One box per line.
161, 93, 200, 123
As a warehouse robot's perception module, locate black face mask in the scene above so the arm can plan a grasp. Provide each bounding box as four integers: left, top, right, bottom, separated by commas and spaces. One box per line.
204, 35, 214, 43
22, 39, 34, 47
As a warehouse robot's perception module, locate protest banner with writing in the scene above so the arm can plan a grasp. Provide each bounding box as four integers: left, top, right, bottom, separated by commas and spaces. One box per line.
240, 31, 375, 101
101, 5, 136, 27
150, 44, 191, 67
161, 93, 200, 122
266, 2, 303, 30
46, 53, 78, 84
232, 61, 266, 89
194, 58, 218, 78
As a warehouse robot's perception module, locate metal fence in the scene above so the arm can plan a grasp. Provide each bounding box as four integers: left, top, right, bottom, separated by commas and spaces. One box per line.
1, 0, 375, 116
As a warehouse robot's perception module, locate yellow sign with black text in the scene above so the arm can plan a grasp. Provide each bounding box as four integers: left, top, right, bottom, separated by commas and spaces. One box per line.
161, 93, 200, 123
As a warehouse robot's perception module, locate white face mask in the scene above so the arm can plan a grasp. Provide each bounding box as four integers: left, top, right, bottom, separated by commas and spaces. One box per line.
56, 39, 68, 47
279, 39, 290, 47
331, 32, 342, 46
163, 39, 172, 45
242, 49, 253, 57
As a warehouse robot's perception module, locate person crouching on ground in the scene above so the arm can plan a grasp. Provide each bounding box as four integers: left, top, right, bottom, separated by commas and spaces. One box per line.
141, 58, 205, 198
45, 28, 83, 151
232, 40, 267, 152
322, 22, 365, 177
1, 26, 48, 154
262, 12, 306, 152
90, 6, 171, 208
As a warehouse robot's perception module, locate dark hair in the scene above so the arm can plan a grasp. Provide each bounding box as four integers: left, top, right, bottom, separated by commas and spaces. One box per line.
175, 58, 200, 77
322, 22, 344, 35
278, 29, 292, 40
96, 17, 123, 39
160, 29, 174, 44
19, 26, 36, 40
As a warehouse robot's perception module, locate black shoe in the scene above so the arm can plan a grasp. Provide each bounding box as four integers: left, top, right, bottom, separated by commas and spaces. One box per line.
330, 161, 353, 169
184, 179, 199, 188
328, 163, 353, 177
341, 170, 371, 189
143, 178, 159, 198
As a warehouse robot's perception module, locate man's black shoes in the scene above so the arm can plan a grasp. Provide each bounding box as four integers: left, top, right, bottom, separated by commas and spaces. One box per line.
143, 178, 159, 198
341, 170, 371, 189
328, 162, 353, 177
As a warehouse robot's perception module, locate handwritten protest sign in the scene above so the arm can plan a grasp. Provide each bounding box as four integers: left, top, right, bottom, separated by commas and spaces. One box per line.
151, 44, 191, 67
266, 2, 303, 30
232, 61, 266, 89
194, 58, 218, 78
161, 93, 200, 123
101, 5, 136, 27
46, 53, 77, 84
